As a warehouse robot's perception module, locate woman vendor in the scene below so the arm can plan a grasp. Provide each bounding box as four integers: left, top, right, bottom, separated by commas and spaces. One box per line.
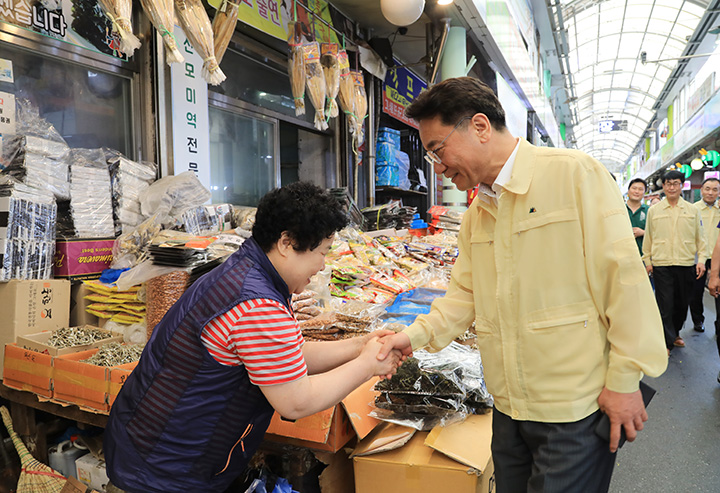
104, 182, 402, 492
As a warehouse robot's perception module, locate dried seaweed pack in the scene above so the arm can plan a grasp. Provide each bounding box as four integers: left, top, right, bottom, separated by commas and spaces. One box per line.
287, 21, 306, 116
139, 0, 184, 64
372, 341, 493, 430
98, 0, 141, 55
321, 42, 340, 118
175, 0, 226, 85
303, 41, 328, 131
211, 0, 239, 64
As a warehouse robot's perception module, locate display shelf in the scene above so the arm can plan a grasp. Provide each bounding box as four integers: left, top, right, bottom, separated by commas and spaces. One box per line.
375, 186, 427, 196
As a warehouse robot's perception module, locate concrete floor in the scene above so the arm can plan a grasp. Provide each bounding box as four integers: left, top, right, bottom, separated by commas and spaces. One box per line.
610, 293, 720, 492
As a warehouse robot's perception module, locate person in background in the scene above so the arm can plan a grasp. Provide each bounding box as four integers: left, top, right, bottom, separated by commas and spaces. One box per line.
649, 195, 662, 206
103, 182, 402, 493
690, 178, 720, 333
626, 178, 649, 255
643, 170, 706, 351
376, 77, 667, 493
703, 226, 720, 383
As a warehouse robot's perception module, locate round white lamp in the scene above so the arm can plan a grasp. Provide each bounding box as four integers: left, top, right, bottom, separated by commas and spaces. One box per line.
691, 158, 704, 170
380, 0, 425, 26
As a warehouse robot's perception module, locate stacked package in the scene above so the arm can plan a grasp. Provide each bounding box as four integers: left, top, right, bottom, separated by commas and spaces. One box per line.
361, 201, 416, 231
83, 280, 145, 325
108, 153, 156, 235
329, 187, 364, 228
182, 204, 233, 235
59, 149, 115, 238
375, 127, 401, 187
2, 135, 70, 200
427, 205, 463, 234
0, 177, 57, 280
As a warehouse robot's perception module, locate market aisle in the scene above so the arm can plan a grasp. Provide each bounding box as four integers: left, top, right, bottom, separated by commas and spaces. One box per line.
610, 292, 720, 492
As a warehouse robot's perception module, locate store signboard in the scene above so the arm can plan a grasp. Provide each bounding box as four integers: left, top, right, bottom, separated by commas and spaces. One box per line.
170, 26, 211, 194
220, 0, 338, 43
0, 0, 126, 59
0, 59, 13, 83
0, 91, 16, 137
382, 64, 426, 129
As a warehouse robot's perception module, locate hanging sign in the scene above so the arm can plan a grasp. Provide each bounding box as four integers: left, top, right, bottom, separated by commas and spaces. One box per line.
170, 26, 211, 194
382, 63, 426, 129
0, 0, 127, 59
0, 92, 16, 137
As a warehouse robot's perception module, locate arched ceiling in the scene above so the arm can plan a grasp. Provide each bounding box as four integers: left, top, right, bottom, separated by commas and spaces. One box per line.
554, 0, 709, 171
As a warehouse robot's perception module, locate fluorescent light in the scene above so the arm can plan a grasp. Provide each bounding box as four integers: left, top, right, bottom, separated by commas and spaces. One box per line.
438, 0, 453, 4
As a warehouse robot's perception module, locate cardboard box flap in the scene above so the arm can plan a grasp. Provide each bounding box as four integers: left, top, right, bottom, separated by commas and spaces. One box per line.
266, 407, 336, 444
424, 413, 493, 473
351, 421, 416, 457
340, 377, 381, 440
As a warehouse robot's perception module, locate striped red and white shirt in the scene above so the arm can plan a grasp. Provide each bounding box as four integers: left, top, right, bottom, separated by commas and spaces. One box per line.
200, 298, 307, 386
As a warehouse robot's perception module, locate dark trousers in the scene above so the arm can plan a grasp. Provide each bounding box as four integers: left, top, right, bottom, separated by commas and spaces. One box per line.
689, 260, 720, 328
653, 266, 695, 349
491, 408, 616, 493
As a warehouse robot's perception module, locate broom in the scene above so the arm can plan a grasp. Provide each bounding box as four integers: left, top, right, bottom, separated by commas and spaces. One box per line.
0, 407, 66, 492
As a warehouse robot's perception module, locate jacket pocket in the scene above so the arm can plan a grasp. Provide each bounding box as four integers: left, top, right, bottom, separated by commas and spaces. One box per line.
513, 208, 577, 234
215, 423, 253, 476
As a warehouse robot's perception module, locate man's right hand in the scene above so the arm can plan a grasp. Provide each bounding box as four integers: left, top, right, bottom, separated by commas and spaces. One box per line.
709, 275, 720, 297
376, 333, 413, 379
645, 264, 653, 276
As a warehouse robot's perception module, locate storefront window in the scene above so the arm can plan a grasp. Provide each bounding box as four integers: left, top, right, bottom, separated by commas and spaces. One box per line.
208, 106, 277, 205
0, 42, 132, 154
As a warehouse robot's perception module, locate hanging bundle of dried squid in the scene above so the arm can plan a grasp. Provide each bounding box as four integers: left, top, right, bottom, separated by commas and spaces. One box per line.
175, 0, 226, 85
211, 0, 240, 65
337, 49, 357, 133
139, 0, 184, 64
303, 41, 328, 130
98, 0, 141, 55
321, 43, 340, 119
352, 70, 368, 146
288, 21, 306, 116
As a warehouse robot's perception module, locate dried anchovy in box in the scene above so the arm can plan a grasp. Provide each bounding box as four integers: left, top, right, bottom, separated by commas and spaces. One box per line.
81, 342, 144, 366
47, 326, 114, 349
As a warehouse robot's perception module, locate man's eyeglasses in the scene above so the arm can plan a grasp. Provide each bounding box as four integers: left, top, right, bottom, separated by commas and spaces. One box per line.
663, 181, 683, 188
424, 116, 472, 167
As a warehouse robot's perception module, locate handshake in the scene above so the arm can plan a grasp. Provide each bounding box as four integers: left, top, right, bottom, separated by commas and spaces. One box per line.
358, 330, 414, 380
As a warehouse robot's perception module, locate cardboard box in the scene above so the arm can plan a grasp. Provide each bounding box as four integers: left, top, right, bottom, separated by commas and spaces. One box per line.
0, 279, 70, 377
16, 326, 122, 356
70, 282, 99, 327
75, 454, 109, 492
265, 378, 380, 452
53, 349, 110, 412
353, 414, 495, 493
54, 237, 114, 280
61, 475, 102, 493
2, 344, 53, 398
108, 362, 138, 408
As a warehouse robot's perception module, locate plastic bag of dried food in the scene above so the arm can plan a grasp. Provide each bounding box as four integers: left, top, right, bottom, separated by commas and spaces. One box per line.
371, 342, 493, 430
138, 171, 211, 221
98, 0, 141, 54
287, 21, 306, 116
303, 41, 327, 131
321, 43, 340, 118
211, 0, 239, 64
138, 0, 184, 64
175, 0, 225, 84
352, 70, 368, 146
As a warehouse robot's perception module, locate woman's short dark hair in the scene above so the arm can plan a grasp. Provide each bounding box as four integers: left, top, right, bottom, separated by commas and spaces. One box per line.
405, 77, 507, 130
252, 181, 348, 252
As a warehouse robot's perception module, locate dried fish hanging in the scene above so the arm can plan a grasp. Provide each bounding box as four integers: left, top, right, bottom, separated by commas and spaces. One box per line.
303, 41, 328, 131
352, 70, 368, 147
337, 49, 357, 135
288, 21, 306, 116
321, 43, 340, 118
139, 0, 184, 64
211, 0, 239, 64
98, 0, 141, 55
175, 0, 226, 85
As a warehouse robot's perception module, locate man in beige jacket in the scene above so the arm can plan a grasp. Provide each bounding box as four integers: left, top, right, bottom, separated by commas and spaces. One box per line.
377, 77, 667, 493
689, 177, 720, 333
642, 170, 706, 350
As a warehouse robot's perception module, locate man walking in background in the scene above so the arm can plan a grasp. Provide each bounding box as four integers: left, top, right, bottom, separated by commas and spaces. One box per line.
626, 178, 649, 255
690, 177, 720, 333
643, 170, 706, 351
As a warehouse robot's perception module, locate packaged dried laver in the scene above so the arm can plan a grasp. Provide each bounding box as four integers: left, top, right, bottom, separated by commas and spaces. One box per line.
176, 0, 226, 85
139, 0, 184, 63
98, 0, 141, 55
321, 43, 340, 118
211, 0, 239, 64
287, 21, 306, 116
303, 41, 328, 131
